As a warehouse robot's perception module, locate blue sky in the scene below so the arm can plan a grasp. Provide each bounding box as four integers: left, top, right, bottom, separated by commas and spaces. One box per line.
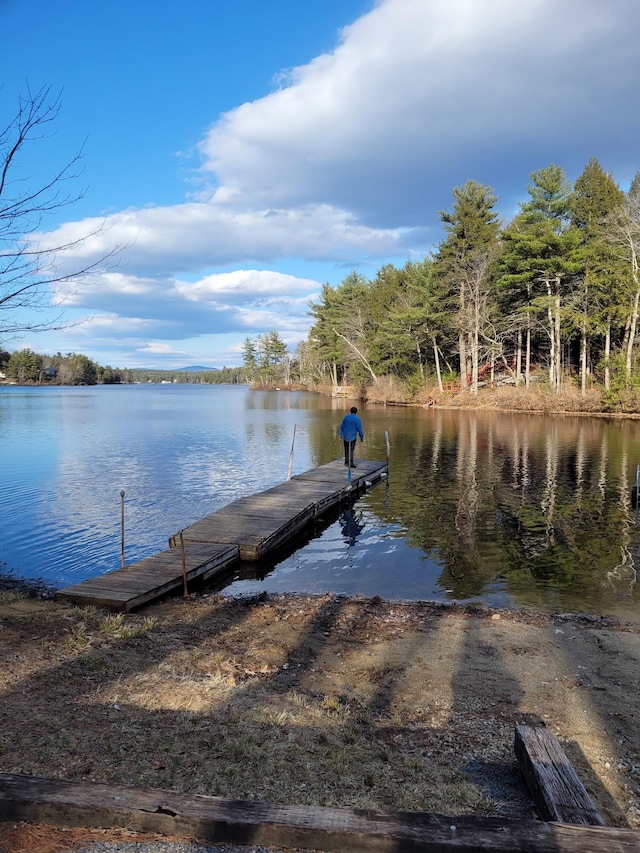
2, 0, 639, 369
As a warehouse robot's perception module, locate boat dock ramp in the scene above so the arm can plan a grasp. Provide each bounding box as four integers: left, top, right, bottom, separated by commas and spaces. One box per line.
56, 458, 387, 612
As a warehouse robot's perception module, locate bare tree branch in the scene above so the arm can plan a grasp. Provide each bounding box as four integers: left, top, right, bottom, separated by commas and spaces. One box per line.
0, 84, 123, 343
333, 326, 379, 384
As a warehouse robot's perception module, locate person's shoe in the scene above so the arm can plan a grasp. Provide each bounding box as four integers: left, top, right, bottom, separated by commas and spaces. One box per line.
349, 464, 357, 468
344, 461, 349, 466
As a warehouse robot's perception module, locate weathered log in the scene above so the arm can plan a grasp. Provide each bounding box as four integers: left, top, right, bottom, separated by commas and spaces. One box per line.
1, 772, 638, 852
515, 724, 605, 826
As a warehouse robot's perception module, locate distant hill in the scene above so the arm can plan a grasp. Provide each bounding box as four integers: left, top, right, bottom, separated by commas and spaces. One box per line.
175, 366, 218, 372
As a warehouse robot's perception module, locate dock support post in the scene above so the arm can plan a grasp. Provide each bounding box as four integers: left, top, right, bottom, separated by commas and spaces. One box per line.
636, 465, 640, 525
384, 431, 390, 466
120, 490, 125, 569
286, 425, 297, 481
179, 529, 188, 596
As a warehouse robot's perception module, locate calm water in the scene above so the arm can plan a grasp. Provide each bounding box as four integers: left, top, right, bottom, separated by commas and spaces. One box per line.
2, 384, 640, 619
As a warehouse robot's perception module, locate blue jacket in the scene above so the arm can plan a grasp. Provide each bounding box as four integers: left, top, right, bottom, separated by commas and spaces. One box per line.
339, 412, 364, 442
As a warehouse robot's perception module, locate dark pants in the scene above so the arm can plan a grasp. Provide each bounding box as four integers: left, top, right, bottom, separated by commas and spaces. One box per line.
343, 439, 356, 466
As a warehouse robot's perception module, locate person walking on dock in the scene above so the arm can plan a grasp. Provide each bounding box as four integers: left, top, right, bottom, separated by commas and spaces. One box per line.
339, 406, 364, 468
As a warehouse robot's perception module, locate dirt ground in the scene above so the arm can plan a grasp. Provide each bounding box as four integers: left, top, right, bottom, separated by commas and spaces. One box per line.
1, 586, 640, 851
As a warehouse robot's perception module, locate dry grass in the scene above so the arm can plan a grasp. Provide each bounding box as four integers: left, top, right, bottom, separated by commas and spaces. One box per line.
1, 591, 639, 832
322, 375, 636, 416
419, 383, 619, 414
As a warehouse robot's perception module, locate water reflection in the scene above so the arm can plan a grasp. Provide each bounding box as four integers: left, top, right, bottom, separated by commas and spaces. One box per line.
3, 386, 640, 618
339, 508, 365, 546
245, 406, 640, 617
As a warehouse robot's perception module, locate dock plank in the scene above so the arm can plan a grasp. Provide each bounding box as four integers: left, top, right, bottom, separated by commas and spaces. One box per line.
56, 543, 238, 611
172, 506, 315, 560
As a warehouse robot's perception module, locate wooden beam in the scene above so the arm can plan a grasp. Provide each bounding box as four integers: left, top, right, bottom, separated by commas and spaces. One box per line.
1, 773, 638, 853
515, 725, 605, 826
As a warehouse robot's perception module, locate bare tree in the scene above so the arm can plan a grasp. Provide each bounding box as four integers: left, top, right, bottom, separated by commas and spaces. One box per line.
605, 177, 640, 379
333, 305, 379, 385
0, 84, 119, 343
454, 247, 500, 394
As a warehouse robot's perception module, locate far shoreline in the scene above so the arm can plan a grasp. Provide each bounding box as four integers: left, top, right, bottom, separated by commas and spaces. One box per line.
5, 378, 640, 419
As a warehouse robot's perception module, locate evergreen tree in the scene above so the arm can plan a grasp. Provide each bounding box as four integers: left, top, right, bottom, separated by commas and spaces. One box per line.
500, 165, 581, 392
256, 330, 288, 385
7, 348, 43, 382
307, 272, 369, 386
433, 180, 500, 392
569, 159, 625, 392
242, 336, 258, 381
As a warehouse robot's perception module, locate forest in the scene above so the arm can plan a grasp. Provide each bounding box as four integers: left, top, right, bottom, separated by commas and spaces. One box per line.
294, 159, 640, 410
4, 160, 640, 412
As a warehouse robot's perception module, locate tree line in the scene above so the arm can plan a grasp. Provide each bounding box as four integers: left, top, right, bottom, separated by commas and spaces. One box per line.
0, 349, 247, 386
300, 159, 640, 405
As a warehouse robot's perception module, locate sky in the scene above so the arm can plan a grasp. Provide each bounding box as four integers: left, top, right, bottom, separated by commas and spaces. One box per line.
1, 0, 639, 370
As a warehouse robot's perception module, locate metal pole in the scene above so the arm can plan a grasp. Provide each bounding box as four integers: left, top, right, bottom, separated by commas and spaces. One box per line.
120, 490, 125, 569
286, 424, 297, 481
179, 529, 188, 596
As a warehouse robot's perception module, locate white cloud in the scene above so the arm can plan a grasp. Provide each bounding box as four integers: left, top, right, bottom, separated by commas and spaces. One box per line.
137, 342, 188, 355
51, 268, 319, 349
175, 269, 318, 303
200, 0, 640, 223
37, 0, 639, 284
18, 0, 640, 369
36, 203, 415, 279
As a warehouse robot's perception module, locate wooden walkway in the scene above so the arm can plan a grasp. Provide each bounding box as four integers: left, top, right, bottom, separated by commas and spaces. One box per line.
56, 459, 387, 612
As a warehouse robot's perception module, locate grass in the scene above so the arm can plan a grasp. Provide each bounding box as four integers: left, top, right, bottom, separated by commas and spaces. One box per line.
4, 590, 634, 825
0, 590, 26, 605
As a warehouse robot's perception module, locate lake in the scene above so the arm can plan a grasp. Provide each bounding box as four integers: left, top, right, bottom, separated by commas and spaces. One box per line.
2, 384, 640, 620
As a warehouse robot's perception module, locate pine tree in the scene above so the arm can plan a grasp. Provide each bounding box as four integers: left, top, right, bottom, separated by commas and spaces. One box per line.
242, 337, 258, 382
500, 165, 581, 392
433, 180, 500, 392
569, 159, 625, 392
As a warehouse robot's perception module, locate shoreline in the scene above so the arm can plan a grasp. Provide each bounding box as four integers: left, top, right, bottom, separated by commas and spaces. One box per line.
1, 568, 634, 627
5, 380, 640, 418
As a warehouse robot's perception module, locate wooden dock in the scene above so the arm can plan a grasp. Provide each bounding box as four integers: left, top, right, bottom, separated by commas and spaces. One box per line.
55, 544, 239, 612
56, 459, 387, 611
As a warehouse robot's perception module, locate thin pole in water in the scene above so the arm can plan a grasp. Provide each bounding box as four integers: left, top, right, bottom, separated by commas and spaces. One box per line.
636, 466, 640, 526
179, 529, 188, 596
287, 424, 297, 481
383, 430, 391, 504
120, 490, 126, 569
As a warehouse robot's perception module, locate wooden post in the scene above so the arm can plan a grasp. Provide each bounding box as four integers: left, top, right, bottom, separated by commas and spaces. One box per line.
635, 465, 640, 525
120, 490, 125, 569
179, 529, 188, 596
286, 425, 297, 481
384, 430, 390, 465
